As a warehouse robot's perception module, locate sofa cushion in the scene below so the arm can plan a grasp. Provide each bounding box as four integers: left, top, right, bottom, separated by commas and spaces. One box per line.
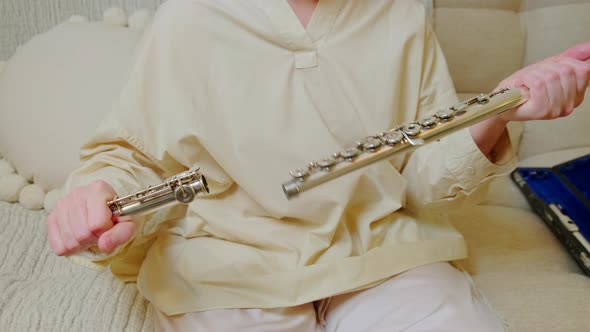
0, 21, 142, 191
518, 89, 590, 159
451, 205, 580, 275
522, 2, 590, 65
434, 2, 524, 93
475, 272, 590, 332
517, 2, 590, 159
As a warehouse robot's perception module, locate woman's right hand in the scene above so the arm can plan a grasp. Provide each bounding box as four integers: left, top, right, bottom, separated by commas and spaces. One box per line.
46, 180, 137, 256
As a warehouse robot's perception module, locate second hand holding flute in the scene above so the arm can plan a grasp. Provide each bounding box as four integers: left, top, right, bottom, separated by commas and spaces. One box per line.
282, 88, 526, 199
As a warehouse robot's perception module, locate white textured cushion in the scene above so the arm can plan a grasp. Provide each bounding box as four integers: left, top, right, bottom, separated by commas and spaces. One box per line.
475, 272, 590, 332
451, 205, 579, 275
0, 21, 142, 191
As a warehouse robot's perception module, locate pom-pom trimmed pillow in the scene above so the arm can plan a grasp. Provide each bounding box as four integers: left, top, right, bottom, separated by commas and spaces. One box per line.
0, 13, 147, 192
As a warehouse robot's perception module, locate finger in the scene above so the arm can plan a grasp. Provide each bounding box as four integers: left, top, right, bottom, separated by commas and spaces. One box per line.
559, 57, 590, 101
541, 61, 577, 114
514, 82, 531, 102
86, 198, 113, 238
67, 192, 97, 247
518, 71, 551, 119
46, 214, 66, 256
97, 221, 137, 254
57, 204, 81, 255
560, 41, 590, 62
86, 182, 116, 238
535, 67, 565, 118
497, 74, 530, 99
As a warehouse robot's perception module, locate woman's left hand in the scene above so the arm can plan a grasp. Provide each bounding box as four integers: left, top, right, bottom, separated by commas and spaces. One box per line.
469, 42, 590, 160
497, 41, 590, 123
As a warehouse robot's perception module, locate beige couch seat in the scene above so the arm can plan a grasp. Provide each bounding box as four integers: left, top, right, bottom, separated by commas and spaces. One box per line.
434, 1, 590, 331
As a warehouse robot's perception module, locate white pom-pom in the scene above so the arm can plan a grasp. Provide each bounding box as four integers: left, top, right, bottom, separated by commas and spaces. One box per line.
128, 9, 153, 30
19, 184, 45, 210
0, 174, 28, 203
68, 15, 89, 23
103, 7, 128, 26
0, 159, 15, 177
22, 171, 34, 183
44, 189, 64, 212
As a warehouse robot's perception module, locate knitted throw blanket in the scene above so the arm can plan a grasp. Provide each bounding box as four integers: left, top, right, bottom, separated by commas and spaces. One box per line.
0, 202, 153, 331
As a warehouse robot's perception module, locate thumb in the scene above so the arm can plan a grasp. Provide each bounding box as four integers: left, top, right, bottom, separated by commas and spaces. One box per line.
97, 221, 137, 254
560, 41, 590, 61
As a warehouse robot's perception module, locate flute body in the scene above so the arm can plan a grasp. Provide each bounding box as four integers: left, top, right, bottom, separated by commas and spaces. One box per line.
107, 169, 209, 217
282, 88, 525, 199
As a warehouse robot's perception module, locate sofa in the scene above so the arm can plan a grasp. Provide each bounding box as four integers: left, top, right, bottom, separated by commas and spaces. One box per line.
0, 1, 589, 331
434, 1, 590, 331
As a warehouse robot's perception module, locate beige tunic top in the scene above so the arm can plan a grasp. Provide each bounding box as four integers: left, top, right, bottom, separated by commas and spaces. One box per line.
66, 0, 516, 315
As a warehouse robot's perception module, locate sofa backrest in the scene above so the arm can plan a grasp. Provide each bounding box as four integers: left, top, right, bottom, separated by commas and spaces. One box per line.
433, 0, 590, 94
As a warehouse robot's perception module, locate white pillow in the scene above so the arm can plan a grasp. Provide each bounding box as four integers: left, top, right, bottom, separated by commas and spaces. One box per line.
0, 20, 143, 191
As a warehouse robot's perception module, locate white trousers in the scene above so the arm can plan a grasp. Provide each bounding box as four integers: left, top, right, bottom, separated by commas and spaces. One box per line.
152, 262, 506, 332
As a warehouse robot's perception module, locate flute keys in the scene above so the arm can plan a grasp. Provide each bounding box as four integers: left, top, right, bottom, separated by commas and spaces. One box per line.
382, 131, 403, 145
452, 103, 468, 116
281, 88, 523, 199
316, 156, 337, 170
435, 108, 455, 121
289, 168, 310, 179
477, 94, 490, 104
360, 137, 382, 152
174, 184, 195, 204
166, 170, 188, 182
419, 116, 438, 128
340, 147, 360, 160
403, 123, 422, 137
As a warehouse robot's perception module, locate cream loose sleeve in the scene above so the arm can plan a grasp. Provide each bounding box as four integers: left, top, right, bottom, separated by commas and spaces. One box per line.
63, 6, 231, 274
401, 23, 517, 211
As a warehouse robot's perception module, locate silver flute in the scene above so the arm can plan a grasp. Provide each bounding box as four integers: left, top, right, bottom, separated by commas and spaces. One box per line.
282, 88, 525, 199
107, 169, 209, 217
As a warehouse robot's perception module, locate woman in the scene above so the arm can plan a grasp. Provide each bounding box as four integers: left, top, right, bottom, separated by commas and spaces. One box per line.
46, 0, 590, 330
